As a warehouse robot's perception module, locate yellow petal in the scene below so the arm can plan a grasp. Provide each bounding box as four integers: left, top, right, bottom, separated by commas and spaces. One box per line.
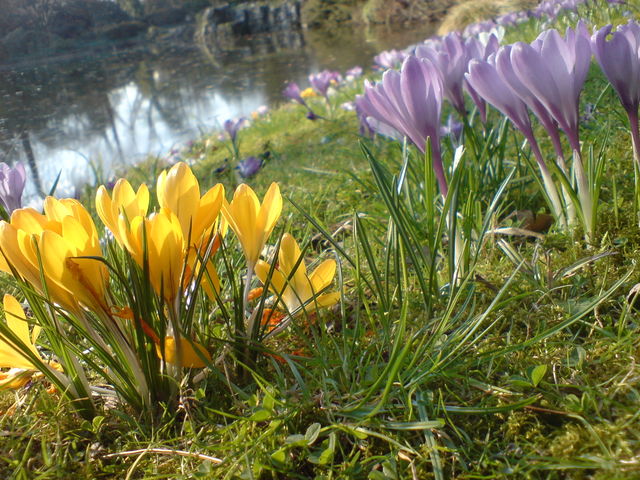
11, 208, 55, 235
314, 292, 341, 309
309, 259, 336, 292
0, 224, 40, 285
192, 183, 224, 243
119, 214, 144, 261
156, 336, 211, 368
157, 162, 200, 239
113, 180, 149, 221
255, 260, 288, 295
96, 185, 116, 234
0, 369, 34, 389
228, 186, 260, 264
146, 210, 185, 301
38, 231, 82, 312
3, 295, 30, 347
43, 197, 73, 223
0, 295, 39, 370
278, 234, 308, 285
256, 183, 282, 246
97, 181, 149, 246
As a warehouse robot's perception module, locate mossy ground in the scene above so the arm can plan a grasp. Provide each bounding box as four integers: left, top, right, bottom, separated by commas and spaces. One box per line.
2, 1, 640, 478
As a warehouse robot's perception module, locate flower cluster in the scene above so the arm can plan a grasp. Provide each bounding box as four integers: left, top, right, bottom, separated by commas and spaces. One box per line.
0, 162, 339, 417
355, 15, 640, 240
283, 67, 359, 121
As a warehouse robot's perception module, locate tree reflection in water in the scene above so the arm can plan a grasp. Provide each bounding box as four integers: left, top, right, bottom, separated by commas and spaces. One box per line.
0, 22, 435, 203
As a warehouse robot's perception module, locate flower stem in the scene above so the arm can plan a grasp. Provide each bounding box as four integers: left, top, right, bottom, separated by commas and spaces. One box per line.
530, 139, 566, 228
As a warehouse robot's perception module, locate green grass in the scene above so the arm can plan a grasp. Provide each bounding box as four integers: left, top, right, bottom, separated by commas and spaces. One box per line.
2, 1, 640, 478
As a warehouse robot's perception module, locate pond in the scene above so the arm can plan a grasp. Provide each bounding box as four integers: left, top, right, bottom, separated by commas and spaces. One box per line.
0, 21, 436, 202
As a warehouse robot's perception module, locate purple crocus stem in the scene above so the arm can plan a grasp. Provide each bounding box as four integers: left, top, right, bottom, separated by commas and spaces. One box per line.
223, 118, 247, 161
629, 110, 640, 167
572, 148, 593, 240
431, 143, 448, 198
529, 138, 566, 227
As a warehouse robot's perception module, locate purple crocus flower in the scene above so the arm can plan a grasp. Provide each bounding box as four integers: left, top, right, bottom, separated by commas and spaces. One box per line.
463, 20, 498, 38
416, 32, 469, 116
495, 45, 566, 164
223, 118, 247, 143
309, 70, 342, 98
592, 21, 640, 164
494, 44, 575, 224
283, 82, 307, 107
466, 59, 539, 150
0, 162, 26, 215
373, 49, 407, 70
357, 55, 448, 196
502, 24, 592, 235
345, 66, 363, 81
464, 33, 501, 123
440, 114, 463, 144
306, 110, 320, 121
466, 59, 564, 221
496, 12, 526, 27
236, 156, 263, 178
510, 24, 591, 153
353, 96, 375, 138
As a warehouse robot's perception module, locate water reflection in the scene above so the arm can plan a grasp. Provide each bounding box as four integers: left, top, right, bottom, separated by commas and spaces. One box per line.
0, 23, 435, 200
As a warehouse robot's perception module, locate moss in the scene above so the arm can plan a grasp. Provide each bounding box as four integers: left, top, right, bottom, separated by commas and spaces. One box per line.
303, 0, 457, 28
301, 0, 365, 27
437, 0, 538, 35
362, 0, 455, 25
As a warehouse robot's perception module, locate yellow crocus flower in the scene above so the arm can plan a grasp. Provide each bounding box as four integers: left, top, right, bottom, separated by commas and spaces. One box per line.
113, 307, 211, 368
156, 162, 225, 247
96, 179, 149, 246
99, 163, 224, 302
126, 208, 184, 302
300, 87, 318, 99
0, 294, 62, 389
0, 198, 109, 314
222, 183, 282, 268
255, 233, 340, 315
0, 294, 41, 371
155, 336, 211, 368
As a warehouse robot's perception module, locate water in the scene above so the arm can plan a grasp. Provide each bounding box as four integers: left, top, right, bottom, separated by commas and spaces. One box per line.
0, 22, 435, 201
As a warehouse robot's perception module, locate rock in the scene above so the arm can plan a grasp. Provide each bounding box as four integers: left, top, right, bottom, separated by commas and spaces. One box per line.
90, 1, 132, 26
49, 3, 94, 39
145, 7, 189, 27
0, 28, 63, 60
96, 21, 148, 41
0, 0, 304, 65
